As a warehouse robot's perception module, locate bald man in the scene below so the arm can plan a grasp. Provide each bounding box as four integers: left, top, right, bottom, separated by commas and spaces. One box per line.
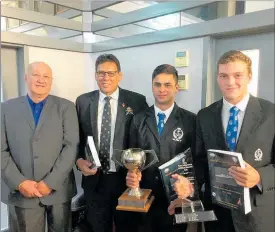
1, 62, 79, 232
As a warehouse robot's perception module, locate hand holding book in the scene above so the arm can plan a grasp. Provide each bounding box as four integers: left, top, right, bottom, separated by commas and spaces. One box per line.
229, 161, 261, 188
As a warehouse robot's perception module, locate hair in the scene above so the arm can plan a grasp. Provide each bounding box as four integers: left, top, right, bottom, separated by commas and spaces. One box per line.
152, 64, 178, 83
217, 50, 252, 75
95, 54, 121, 72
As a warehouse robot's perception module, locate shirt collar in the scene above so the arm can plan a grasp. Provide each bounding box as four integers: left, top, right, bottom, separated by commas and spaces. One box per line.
223, 93, 250, 112
154, 103, 175, 119
27, 94, 48, 106
99, 87, 119, 102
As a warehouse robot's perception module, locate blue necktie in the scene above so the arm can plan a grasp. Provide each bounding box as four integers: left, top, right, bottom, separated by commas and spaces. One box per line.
226, 106, 240, 151
157, 113, 166, 136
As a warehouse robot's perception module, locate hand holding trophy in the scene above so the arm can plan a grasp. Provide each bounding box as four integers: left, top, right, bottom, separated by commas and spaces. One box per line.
112, 148, 159, 212
159, 148, 217, 223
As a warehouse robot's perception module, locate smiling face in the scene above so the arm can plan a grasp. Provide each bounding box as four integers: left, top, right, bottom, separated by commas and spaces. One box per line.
25, 62, 53, 99
217, 61, 251, 105
95, 61, 122, 95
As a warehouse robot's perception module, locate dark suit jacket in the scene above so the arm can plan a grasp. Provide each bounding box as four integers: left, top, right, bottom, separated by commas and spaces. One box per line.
75, 88, 148, 202
195, 95, 275, 232
1, 95, 79, 208
129, 104, 196, 207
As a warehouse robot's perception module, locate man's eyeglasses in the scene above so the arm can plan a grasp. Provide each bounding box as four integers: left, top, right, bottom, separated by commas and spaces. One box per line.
96, 71, 118, 78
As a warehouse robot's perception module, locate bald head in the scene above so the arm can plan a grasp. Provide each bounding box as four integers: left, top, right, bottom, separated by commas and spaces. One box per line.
26, 62, 52, 77
25, 62, 53, 102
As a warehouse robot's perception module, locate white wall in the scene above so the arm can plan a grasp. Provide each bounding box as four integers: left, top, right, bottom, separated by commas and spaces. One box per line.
88, 38, 205, 113
26, 38, 205, 114
245, 1, 274, 13
27, 47, 89, 102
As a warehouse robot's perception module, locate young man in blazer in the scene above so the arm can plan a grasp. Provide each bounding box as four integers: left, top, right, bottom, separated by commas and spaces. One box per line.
170, 50, 275, 232
76, 54, 148, 232
127, 64, 196, 232
1, 62, 79, 232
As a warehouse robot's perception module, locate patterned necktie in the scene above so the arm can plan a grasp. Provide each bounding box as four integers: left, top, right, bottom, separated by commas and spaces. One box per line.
99, 96, 111, 174
226, 106, 240, 151
157, 112, 166, 136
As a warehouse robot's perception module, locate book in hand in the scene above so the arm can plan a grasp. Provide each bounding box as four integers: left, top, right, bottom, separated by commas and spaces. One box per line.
84, 136, 101, 169
158, 148, 199, 203
207, 149, 251, 214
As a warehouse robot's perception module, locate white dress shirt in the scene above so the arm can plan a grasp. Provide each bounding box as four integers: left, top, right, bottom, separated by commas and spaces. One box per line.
222, 94, 250, 140
97, 88, 119, 172
154, 103, 175, 125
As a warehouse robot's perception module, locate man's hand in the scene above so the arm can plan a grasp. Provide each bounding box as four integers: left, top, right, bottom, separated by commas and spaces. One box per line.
18, 180, 42, 198
229, 161, 261, 188
126, 170, 142, 189
76, 158, 97, 176
36, 181, 52, 196
168, 198, 184, 215
171, 174, 194, 199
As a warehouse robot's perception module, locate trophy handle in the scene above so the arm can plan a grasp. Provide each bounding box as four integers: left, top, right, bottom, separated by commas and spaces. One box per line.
142, 150, 159, 170
112, 149, 124, 167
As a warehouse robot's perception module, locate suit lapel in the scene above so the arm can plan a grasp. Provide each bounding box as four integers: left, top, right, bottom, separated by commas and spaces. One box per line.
34, 95, 54, 137
161, 104, 180, 138
114, 89, 127, 139
89, 91, 99, 151
145, 106, 160, 143
22, 96, 35, 131
236, 96, 264, 153
213, 100, 228, 149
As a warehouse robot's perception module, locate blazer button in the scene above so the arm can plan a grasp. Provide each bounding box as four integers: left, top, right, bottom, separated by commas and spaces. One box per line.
155, 176, 159, 180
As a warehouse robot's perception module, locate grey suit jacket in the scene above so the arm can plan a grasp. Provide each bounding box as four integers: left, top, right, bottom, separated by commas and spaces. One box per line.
195, 95, 275, 232
1, 95, 79, 208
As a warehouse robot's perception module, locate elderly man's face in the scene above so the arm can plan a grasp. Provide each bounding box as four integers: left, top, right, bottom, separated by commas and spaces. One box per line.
25, 63, 53, 97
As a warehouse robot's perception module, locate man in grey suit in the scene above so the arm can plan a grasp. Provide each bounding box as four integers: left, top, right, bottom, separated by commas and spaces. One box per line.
170, 50, 275, 232
1, 62, 79, 232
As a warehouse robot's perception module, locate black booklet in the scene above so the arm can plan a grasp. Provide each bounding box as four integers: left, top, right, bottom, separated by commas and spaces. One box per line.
207, 149, 251, 214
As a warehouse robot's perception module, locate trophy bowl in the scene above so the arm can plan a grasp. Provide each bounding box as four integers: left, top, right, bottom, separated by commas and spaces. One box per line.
112, 148, 159, 212
121, 148, 146, 197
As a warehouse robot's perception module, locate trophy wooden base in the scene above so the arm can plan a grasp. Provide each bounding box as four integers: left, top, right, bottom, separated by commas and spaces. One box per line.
116, 188, 155, 213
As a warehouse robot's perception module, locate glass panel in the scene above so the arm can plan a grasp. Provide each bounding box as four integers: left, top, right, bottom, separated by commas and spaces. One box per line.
137, 13, 180, 31
96, 23, 154, 38
18, 0, 34, 11
1, 0, 19, 8
71, 15, 82, 22
23, 25, 82, 40
34, 1, 55, 15
245, 1, 274, 13
55, 4, 69, 14
1, 17, 7, 31
7, 18, 20, 29
106, 1, 157, 13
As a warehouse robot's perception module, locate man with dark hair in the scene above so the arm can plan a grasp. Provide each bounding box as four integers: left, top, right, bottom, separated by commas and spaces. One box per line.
76, 54, 148, 232
127, 64, 196, 232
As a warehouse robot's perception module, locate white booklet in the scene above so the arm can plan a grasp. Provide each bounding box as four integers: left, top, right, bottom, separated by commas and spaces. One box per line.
207, 149, 251, 214
85, 136, 101, 168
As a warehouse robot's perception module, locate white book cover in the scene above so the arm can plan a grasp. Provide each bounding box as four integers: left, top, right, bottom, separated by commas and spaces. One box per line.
87, 136, 101, 168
